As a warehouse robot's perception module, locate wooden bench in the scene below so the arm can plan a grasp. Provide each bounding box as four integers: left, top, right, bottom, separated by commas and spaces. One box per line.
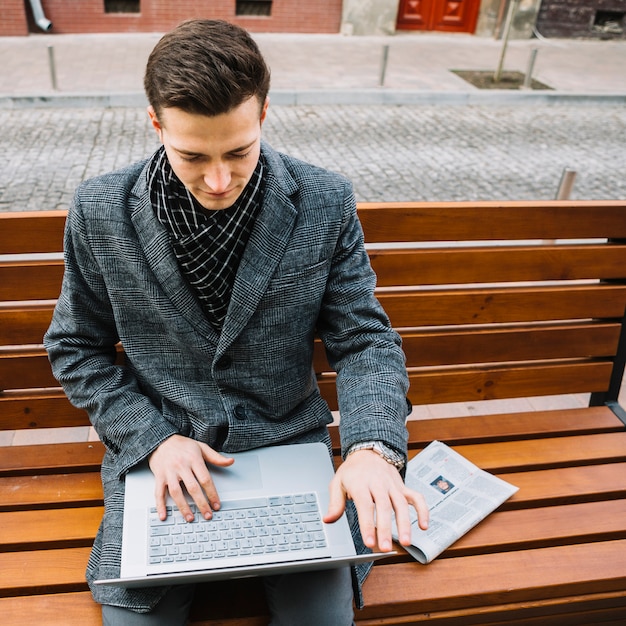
2, 201, 626, 625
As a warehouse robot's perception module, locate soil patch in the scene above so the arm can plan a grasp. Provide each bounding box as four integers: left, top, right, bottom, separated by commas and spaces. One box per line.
452, 70, 553, 91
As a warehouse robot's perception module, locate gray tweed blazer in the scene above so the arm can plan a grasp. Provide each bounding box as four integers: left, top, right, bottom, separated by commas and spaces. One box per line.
44, 142, 410, 612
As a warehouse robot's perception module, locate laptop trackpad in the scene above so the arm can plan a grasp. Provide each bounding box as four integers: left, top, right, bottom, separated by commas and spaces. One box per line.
211, 454, 263, 492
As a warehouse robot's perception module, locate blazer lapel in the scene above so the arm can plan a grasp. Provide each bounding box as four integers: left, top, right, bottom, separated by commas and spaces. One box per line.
218, 147, 298, 352
127, 166, 219, 343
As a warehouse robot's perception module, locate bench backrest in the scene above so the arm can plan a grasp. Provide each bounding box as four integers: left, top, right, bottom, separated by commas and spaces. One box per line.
2, 201, 626, 433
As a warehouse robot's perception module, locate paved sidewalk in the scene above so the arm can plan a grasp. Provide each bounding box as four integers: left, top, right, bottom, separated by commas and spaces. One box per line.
1, 31, 625, 106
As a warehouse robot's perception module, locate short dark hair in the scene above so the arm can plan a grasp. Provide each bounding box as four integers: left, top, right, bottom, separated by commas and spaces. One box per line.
144, 19, 271, 120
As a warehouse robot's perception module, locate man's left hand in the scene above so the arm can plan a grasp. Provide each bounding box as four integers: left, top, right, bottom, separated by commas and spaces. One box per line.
323, 449, 429, 552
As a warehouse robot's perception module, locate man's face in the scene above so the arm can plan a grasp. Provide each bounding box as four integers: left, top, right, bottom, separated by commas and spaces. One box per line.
148, 96, 269, 211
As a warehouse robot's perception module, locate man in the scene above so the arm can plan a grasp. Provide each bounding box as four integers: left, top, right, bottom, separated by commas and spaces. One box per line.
44, 19, 428, 625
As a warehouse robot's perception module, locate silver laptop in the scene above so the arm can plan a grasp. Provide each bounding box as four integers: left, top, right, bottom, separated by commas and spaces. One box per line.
95, 442, 393, 588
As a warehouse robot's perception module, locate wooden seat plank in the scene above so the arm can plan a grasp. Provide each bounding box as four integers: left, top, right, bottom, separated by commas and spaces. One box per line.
405, 360, 613, 405
447, 432, 626, 473
320, 360, 614, 409
0, 211, 66, 254
315, 323, 622, 372
354, 592, 626, 625
399, 323, 621, 367
0, 592, 101, 626
0, 546, 91, 596
500, 463, 626, 507
0, 441, 104, 476
0, 302, 54, 346
376, 284, 626, 327
0, 472, 103, 511
447, 499, 626, 556
0, 261, 65, 301
0, 390, 90, 430
0, 349, 59, 390
357, 200, 626, 242
359, 539, 626, 617
403, 407, 626, 446
369, 244, 626, 287
0, 506, 103, 551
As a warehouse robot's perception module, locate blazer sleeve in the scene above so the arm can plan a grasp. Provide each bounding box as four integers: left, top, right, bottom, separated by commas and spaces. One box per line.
315, 184, 410, 460
44, 191, 178, 477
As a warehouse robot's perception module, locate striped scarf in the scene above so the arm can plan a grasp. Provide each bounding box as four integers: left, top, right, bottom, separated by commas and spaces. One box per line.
147, 146, 265, 330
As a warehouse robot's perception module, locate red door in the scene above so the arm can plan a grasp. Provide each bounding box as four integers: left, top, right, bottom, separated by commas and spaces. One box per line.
397, 0, 480, 33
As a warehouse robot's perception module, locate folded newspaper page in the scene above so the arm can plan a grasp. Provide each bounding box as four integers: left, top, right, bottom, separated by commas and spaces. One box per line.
393, 440, 518, 564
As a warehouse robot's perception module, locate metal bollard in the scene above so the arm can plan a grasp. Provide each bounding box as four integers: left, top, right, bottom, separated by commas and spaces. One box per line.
47, 45, 58, 91
379, 44, 389, 87
555, 167, 577, 200
522, 48, 539, 90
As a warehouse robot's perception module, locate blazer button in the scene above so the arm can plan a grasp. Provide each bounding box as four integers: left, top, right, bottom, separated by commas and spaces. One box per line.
215, 355, 232, 370
234, 405, 247, 420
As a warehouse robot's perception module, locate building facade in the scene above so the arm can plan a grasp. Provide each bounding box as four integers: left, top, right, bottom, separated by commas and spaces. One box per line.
3, 1, 624, 38
2, 0, 343, 36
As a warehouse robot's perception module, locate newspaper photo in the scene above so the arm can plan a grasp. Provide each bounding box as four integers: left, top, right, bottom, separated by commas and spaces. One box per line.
393, 440, 518, 564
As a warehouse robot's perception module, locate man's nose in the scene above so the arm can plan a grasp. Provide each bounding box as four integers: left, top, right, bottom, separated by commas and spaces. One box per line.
204, 162, 231, 193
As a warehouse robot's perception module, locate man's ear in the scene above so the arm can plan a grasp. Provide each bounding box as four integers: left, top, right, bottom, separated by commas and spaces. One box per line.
147, 106, 163, 141
260, 97, 269, 125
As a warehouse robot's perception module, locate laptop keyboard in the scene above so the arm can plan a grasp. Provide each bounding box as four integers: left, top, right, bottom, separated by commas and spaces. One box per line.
148, 492, 328, 565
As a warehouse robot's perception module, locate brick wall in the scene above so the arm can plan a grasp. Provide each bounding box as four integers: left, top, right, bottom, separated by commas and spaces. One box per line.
1, 0, 29, 35
6, 0, 342, 36
536, 0, 626, 39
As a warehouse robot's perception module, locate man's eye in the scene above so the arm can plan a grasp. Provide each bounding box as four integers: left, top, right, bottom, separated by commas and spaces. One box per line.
180, 155, 201, 162
231, 151, 251, 160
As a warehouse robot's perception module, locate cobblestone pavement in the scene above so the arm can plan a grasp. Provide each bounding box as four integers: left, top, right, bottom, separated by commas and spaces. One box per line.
2, 101, 625, 212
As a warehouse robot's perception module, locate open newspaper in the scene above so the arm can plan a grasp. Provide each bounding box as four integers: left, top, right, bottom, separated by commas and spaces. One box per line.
393, 440, 518, 564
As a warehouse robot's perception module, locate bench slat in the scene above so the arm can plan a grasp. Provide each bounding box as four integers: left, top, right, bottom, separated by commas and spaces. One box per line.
377, 284, 626, 327
5, 497, 623, 561
3, 356, 613, 406
400, 323, 620, 366
0, 349, 59, 390
3, 586, 623, 626
0, 472, 103, 511
2, 204, 626, 252
0, 546, 90, 596
5, 247, 626, 304
451, 499, 626, 556
2, 461, 623, 515
405, 360, 613, 405
357, 596, 626, 625
357, 201, 626, 242
0, 506, 103, 551
2, 536, 625, 616
360, 539, 626, 616
315, 323, 621, 371
0, 211, 66, 255
0, 303, 54, 346
0, 261, 64, 301
403, 407, 625, 446
0, 441, 104, 477
0, 389, 90, 430
450, 432, 626, 473
3, 284, 626, 348
370, 244, 626, 287
5, 322, 618, 393
319, 359, 613, 409
500, 463, 626, 507
0, 592, 101, 626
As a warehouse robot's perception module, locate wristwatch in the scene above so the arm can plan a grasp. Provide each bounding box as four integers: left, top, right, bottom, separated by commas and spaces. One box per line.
347, 441, 405, 471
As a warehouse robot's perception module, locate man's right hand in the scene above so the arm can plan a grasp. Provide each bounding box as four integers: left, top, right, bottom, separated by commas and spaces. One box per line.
148, 434, 234, 522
